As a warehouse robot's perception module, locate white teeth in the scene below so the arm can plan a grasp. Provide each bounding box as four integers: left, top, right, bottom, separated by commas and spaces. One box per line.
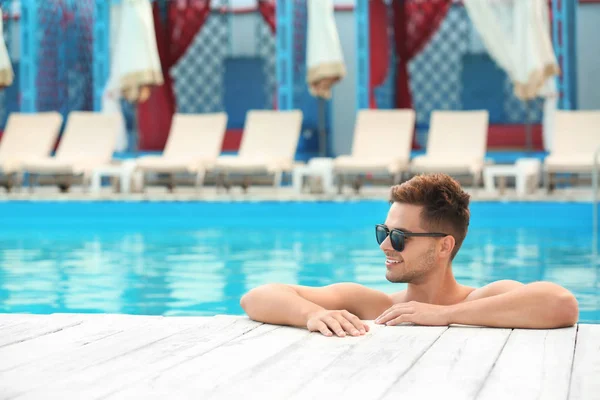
386, 259, 400, 263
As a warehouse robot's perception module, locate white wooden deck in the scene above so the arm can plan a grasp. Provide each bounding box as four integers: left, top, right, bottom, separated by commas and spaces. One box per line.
0, 314, 598, 400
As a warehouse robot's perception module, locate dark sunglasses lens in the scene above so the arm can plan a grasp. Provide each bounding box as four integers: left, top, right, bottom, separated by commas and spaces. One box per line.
390, 230, 404, 251
375, 226, 388, 245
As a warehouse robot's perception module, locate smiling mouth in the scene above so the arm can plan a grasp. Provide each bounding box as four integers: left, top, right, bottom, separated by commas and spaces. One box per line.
386, 258, 402, 264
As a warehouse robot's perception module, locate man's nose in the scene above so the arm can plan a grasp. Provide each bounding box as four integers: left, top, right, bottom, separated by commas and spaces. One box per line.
379, 235, 393, 252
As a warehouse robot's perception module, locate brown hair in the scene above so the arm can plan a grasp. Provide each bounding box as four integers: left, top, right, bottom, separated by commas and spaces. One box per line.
390, 173, 470, 259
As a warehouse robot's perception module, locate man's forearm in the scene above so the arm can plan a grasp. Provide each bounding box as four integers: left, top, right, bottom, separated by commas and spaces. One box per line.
240, 284, 324, 328
448, 282, 579, 329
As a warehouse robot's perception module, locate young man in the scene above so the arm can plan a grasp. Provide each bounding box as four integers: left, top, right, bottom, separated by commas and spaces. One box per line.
240, 173, 579, 337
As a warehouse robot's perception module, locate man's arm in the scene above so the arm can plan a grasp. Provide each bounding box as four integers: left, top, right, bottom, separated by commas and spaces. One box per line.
376, 280, 579, 329
449, 280, 579, 328
240, 282, 393, 329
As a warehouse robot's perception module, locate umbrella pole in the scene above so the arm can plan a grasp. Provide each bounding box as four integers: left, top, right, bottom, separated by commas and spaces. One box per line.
318, 97, 327, 157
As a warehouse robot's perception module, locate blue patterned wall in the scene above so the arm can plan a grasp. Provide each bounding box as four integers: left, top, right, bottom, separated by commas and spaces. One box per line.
0, 0, 19, 130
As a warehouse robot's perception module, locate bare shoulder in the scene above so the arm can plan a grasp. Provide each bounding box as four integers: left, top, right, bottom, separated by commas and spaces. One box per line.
462, 280, 524, 302
390, 290, 407, 304
291, 282, 394, 320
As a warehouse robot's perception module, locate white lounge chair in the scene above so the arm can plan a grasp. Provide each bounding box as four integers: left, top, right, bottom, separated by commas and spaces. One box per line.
0, 112, 63, 190
544, 110, 600, 190
22, 111, 122, 192
333, 109, 416, 193
213, 110, 303, 191
410, 110, 489, 186
134, 113, 227, 191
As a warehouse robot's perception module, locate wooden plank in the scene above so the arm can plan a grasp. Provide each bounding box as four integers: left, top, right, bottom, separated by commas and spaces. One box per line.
0, 315, 210, 399
0, 315, 45, 333
288, 324, 449, 400
12, 316, 263, 399
379, 326, 511, 400
196, 322, 447, 400
0, 314, 85, 348
476, 326, 577, 400
0, 313, 47, 327
1, 314, 596, 400
568, 324, 600, 400
109, 322, 311, 399
0, 314, 165, 372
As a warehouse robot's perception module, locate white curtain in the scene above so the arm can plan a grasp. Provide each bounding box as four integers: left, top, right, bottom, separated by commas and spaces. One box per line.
103, 0, 163, 151
0, 7, 14, 89
463, 0, 559, 150
306, 0, 346, 99
108, 0, 163, 102
102, 3, 127, 151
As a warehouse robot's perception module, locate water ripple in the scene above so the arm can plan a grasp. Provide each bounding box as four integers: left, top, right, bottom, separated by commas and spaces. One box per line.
0, 227, 598, 323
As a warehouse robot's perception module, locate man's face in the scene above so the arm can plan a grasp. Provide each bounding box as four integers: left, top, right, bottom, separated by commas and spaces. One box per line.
379, 203, 439, 284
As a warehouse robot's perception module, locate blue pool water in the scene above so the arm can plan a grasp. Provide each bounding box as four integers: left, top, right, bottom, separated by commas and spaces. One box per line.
0, 201, 598, 323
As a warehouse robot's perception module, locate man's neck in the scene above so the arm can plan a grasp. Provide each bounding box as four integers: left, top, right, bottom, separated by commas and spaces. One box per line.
404, 263, 468, 305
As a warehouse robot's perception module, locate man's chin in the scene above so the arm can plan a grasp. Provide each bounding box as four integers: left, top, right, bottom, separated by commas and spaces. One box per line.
386, 270, 410, 284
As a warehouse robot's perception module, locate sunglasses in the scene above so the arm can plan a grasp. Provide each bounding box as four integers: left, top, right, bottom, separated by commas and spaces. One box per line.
375, 224, 448, 252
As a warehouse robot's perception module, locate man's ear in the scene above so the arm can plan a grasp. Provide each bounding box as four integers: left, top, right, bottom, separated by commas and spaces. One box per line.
439, 235, 455, 258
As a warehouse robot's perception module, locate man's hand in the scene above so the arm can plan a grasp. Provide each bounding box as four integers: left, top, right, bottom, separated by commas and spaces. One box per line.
374, 301, 451, 326
306, 310, 370, 337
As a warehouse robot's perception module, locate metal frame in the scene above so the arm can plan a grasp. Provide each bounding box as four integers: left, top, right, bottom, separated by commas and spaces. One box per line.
552, 0, 578, 110
19, 0, 39, 112
276, 0, 294, 110
355, 0, 370, 111
93, 0, 111, 111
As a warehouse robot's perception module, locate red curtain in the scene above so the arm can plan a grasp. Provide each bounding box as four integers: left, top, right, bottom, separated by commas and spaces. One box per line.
137, 0, 211, 151
392, 0, 451, 109
257, 0, 276, 33
369, 0, 389, 108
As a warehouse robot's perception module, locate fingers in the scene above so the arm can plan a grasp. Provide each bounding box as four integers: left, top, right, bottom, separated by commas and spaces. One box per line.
309, 311, 370, 338
376, 305, 414, 325
325, 313, 368, 337
323, 316, 347, 337
375, 306, 397, 323
375, 309, 396, 325
341, 311, 368, 335
377, 313, 394, 325
375, 309, 415, 326
385, 314, 412, 326
375, 312, 389, 324
334, 315, 362, 337
312, 321, 333, 337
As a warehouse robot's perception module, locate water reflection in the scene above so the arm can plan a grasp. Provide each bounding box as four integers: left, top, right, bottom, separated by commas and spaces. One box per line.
0, 226, 598, 323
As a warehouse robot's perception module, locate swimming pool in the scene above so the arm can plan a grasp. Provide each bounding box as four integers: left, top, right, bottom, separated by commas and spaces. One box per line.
0, 201, 598, 323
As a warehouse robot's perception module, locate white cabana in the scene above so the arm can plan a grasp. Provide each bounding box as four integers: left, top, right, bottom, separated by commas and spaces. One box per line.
306, 0, 346, 99
0, 7, 14, 89
463, 0, 559, 150
103, 0, 164, 151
